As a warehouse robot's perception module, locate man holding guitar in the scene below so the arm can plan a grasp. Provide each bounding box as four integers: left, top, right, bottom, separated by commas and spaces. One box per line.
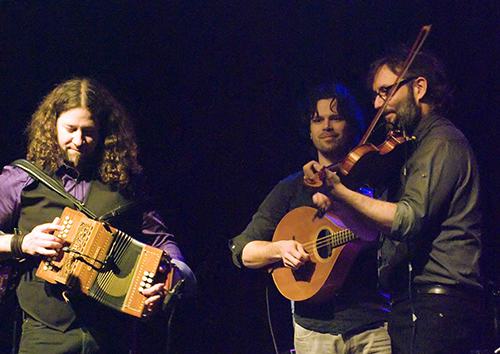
229, 83, 391, 353
0, 78, 195, 353
305, 50, 485, 353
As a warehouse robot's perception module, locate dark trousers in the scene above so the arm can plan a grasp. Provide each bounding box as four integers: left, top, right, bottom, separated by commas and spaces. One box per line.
18, 311, 173, 354
18, 314, 133, 354
389, 293, 485, 354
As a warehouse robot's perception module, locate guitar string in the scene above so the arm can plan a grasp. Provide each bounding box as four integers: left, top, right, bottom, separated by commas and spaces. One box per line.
300, 229, 357, 254
302, 228, 354, 249
303, 233, 353, 253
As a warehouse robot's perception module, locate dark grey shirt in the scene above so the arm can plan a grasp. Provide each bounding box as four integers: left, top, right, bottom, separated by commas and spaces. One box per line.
229, 171, 389, 335
379, 112, 482, 293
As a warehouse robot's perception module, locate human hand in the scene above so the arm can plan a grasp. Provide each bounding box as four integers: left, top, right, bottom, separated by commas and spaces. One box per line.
276, 240, 310, 271
142, 282, 167, 314
323, 168, 341, 188
142, 264, 184, 314
21, 217, 65, 257
311, 168, 348, 215
303, 161, 325, 187
312, 192, 332, 211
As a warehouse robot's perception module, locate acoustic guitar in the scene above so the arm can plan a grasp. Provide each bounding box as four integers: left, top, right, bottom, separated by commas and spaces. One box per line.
271, 206, 364, 303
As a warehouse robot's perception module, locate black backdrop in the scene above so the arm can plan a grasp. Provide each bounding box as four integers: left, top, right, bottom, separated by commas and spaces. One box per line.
1, 1, 499, 353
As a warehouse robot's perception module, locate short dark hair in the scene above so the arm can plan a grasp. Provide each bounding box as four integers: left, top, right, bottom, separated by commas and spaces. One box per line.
303, 82, 366, 149
367, 47, 453, 114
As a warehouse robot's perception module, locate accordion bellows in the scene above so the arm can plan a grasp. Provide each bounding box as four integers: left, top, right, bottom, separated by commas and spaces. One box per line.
36, 207, 168, 318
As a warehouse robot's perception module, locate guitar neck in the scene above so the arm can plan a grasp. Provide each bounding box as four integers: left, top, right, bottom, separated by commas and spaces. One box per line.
330, 229, 357, 248
272, 206, 364, 302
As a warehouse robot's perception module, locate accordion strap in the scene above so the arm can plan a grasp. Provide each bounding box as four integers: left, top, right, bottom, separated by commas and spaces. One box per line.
10, 159, 98, 220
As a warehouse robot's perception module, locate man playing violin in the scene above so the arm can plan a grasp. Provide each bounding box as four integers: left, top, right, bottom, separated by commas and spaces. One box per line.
229, 83, 391, 354
305, 49, 485, 353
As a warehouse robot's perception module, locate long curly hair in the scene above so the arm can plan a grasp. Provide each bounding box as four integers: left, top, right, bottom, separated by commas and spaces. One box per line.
26, 78, 142, 190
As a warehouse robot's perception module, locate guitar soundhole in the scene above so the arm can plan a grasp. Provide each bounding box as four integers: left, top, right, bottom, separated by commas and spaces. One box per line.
316, 229, 333, 260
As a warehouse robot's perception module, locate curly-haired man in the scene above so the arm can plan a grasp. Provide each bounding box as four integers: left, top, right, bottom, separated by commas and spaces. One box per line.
0, 78, 195, 353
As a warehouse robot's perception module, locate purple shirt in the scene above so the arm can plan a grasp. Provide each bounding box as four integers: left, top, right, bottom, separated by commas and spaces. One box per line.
0, 165, 185, 262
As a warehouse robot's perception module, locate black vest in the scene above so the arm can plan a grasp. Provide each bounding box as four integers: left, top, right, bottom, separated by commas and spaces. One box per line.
16, 177, 143, 332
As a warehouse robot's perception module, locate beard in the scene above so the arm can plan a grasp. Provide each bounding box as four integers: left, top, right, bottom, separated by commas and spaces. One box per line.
61, 147, 100, 174
314, 132, 352, 163
394, 91, 422, 135
64, 150, 81, 167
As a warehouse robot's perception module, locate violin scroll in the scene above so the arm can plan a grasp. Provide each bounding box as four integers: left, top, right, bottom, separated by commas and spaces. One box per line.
303, 161, 327, 188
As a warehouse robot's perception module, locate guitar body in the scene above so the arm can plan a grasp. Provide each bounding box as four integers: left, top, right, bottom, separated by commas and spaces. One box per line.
271, 206, 364, 303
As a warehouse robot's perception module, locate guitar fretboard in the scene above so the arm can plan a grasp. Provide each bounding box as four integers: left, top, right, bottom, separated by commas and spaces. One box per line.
329, 229, 357, 247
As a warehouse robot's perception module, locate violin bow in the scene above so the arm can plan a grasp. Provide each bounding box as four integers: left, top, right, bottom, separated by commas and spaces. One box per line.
303, 25, 432, 188
359, 25, 432, 146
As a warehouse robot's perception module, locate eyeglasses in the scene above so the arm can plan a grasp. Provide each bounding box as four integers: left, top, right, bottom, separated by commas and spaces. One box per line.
372, 76, 418, 102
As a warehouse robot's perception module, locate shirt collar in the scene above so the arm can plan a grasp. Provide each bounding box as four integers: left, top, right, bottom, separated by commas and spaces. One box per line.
412, 111, 442, 143
56, 163, 93, 182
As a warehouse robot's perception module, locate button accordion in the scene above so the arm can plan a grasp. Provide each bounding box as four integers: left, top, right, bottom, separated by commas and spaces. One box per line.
36, 207, 175, 318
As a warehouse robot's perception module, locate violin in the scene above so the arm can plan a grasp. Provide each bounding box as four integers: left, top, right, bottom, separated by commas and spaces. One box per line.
304, 129, 413, 190
337, 128, 411, 177
305, 25, 432, 189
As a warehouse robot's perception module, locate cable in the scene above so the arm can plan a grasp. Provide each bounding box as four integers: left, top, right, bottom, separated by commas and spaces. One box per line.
162, 277, 185, 354
62, 247, 105, 266
163, 303, 176, 354
408, 262, 416, 354
266, 285, 280, 354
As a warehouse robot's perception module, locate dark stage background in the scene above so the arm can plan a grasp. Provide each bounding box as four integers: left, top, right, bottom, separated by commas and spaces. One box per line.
0, 1, 499, 353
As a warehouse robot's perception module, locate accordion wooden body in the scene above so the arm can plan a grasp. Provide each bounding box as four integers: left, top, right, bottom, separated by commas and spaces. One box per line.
36, 207, 169, 318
